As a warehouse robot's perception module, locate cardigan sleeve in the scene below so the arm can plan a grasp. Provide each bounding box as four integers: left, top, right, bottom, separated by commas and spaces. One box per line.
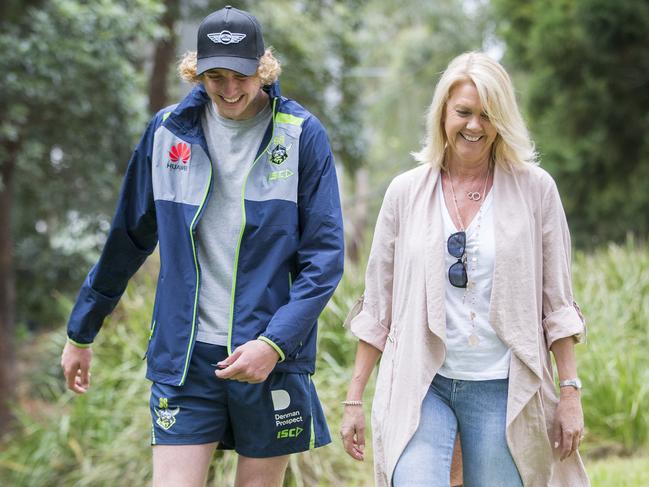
540, 175, 586, 349
344, 180, 398, 352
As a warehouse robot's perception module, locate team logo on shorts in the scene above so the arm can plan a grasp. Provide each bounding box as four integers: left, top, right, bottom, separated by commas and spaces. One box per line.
272, 389, 305, 439
155, 397, 180, 430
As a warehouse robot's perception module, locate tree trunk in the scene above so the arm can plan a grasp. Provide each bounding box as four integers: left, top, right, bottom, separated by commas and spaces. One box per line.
148, 0, 180, 114
346, 167, 369, 263
0, 142, 17, 434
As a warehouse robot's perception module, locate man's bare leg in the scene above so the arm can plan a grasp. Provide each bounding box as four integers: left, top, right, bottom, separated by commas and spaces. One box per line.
153, 443, 217, 487
234, 454, 290, 487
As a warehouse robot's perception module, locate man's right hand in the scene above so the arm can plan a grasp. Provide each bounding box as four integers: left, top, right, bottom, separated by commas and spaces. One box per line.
61, 340, 93, 394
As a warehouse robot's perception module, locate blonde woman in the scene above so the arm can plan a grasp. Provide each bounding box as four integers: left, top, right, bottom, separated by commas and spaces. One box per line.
62, 6, 343, 487
341, 52, 589, 486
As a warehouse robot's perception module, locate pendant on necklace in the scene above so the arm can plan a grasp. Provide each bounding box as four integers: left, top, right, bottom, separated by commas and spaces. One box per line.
467, 191, 481, 201
468, 333, 480, 347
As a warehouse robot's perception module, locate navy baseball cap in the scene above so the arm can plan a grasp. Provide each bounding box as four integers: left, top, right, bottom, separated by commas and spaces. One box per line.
196, 6, 265, 76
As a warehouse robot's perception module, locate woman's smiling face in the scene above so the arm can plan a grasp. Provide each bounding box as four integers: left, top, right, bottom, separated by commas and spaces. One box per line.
443, 80, 498, 167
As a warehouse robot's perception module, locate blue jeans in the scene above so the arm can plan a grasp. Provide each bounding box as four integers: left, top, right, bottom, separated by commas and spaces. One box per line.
392, 374, 523, 487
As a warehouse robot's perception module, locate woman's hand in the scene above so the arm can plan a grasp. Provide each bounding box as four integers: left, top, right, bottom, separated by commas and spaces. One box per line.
340, 405, 366, 461
552, 388, 584, 461
341, 340, 382, 462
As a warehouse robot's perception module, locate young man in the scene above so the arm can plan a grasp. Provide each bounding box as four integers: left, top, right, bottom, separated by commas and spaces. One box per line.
61, 6, 344, 487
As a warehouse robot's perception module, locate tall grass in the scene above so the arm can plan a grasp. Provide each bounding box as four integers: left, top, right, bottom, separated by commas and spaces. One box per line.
0, 270, 156, 486
1, 241, 648, 485
573, 239, 649, 458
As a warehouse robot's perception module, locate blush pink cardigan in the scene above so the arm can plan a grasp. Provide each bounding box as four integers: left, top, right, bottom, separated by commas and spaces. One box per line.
346, 162, 589, 486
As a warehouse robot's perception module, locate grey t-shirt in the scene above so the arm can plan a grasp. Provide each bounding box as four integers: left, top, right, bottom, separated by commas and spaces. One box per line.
196, 99, 272, 345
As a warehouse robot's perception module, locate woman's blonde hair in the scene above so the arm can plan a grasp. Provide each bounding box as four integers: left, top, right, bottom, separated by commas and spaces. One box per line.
412, 51, 537, 169
177, 48, 281, 86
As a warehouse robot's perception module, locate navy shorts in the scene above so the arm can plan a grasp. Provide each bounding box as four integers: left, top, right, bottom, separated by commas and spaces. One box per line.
149, 342, 331, 457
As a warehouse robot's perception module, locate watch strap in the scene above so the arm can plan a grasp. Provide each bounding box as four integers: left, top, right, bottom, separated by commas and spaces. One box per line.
559, 378, 582, 390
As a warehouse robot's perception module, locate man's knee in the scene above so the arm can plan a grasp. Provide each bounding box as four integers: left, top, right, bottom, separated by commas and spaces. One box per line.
235, 454, 290, 487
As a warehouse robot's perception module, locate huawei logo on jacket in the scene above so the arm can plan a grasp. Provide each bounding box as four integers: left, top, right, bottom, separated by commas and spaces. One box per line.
167, 143, 190, 171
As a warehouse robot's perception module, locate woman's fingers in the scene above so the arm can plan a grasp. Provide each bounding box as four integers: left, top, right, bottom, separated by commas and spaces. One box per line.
340, 410, 366, 461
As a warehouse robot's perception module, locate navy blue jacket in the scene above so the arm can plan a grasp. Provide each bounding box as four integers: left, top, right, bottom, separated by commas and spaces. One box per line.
67, 83, 344, 385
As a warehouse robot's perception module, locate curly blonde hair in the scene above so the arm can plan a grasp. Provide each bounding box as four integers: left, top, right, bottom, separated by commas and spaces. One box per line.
177, 48, 281, 86
412, 51, 537, 170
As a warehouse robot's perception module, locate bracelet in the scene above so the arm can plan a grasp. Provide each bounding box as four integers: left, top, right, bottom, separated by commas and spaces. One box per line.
341, 400, 363, 406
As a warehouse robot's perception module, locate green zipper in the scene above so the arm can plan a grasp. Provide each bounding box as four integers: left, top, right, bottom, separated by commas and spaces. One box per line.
141, 319, 157, 360
227, 98, 278, 354
179, 156, 213, 385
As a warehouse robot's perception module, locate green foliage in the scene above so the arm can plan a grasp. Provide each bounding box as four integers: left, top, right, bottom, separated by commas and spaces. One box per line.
491, 0, 649, 246
183, 0, 368, 177
3, 241, 649, 484
361, 0, 490, 180
589, 455, 649, 486
0, 0, 163, 328
0, 265, 156, 486
573, 240, 649, 457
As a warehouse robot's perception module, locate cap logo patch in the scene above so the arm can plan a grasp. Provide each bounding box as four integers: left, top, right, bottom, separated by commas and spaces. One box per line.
207, 31, 246, 45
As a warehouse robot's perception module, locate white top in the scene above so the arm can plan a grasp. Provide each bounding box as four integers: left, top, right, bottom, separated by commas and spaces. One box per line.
437, 184, 511, 380
195, 101, 272, 345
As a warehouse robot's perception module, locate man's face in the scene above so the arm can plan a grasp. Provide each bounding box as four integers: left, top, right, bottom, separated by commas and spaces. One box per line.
202, 68, 264, 121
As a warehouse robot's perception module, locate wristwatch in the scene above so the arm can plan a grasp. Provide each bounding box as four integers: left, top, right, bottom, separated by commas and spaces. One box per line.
559, 378, 582, 390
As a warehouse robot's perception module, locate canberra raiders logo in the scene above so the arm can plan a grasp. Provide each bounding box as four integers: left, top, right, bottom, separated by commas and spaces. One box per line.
270, 144, 290, 164
155, 397, 179, 430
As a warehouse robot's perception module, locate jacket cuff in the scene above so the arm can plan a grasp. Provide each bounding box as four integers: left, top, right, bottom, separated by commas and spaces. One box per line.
67, 337, 92, 348
67, 281, 121, 344
542, 302, 586, 349
345, 297, 389, 352
258, 336, 286, 362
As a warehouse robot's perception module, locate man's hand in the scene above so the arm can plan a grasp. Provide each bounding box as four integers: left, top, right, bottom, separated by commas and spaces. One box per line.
61, 340, 93, 394
215, 339, 280, 383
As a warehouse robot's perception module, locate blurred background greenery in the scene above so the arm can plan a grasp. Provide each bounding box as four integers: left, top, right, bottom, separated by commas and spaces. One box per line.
1, 0, 648, 485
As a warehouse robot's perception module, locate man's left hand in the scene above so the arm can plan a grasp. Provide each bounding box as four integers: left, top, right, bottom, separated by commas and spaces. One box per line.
215, 339, 280, 383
